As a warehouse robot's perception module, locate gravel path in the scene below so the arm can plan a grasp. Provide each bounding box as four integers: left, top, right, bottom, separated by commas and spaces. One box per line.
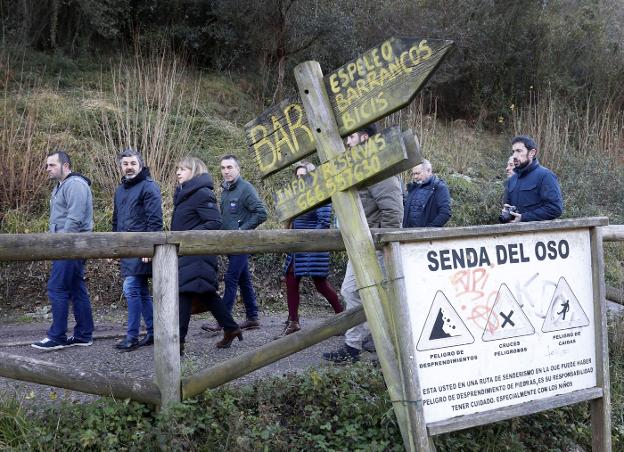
0, 311, 352, 405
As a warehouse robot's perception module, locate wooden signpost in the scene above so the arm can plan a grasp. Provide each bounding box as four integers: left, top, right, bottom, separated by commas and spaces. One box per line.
245, 37, 453, 177
273, 126, 420, 222
246, 35, 612, 451
246, 37, 453, 451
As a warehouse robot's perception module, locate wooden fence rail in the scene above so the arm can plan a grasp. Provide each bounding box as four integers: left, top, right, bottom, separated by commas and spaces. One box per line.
0, 217, 622, 408
0, 352, 160, 404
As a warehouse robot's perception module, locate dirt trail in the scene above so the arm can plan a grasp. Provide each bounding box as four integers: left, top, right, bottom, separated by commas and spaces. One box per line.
0, 312, 349, 405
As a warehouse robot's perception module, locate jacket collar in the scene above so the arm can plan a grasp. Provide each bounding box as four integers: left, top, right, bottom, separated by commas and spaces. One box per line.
407, 175, 437, 192
122, 167, 150, 187
221, 175, 240, 191
175, 173, 214, 204
516, 159, 539, 178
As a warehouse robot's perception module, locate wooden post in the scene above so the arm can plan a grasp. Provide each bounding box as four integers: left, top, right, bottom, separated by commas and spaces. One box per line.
294, 61, 415, 450
384, 242, 435, 451
182, 306, 366, 398
589, 227, 612, 451
152, 243, 181, 409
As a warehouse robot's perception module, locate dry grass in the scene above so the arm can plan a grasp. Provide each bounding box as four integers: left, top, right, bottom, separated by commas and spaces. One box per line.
511, 90, 624, 172
87, 45, 201, 202
0, 51, 51, 223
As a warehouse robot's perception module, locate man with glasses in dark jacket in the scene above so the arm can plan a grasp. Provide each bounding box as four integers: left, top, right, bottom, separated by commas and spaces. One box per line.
403, 159, 452, 228
112, 148, 163, 351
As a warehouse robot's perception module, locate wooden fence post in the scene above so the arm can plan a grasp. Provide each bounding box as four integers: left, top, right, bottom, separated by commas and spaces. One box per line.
590, 227, 612, 450
152, 243, 181, 408
384, 242, 435, 451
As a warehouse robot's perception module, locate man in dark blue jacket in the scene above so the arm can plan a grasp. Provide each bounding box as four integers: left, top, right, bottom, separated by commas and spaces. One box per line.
503, 135, 563, 222
112, 149, 163, 351
403, 159, 452, 228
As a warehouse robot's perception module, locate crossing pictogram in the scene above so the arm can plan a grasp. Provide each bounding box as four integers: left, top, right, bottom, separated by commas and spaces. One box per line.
482, 283, 535, 342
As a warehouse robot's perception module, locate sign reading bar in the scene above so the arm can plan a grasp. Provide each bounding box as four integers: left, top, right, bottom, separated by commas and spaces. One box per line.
400, 229, 596, 423
245, 37, 453, 177
274, 126, 415, 222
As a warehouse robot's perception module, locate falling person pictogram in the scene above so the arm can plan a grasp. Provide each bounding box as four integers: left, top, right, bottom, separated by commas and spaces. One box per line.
557, 300, 570, 320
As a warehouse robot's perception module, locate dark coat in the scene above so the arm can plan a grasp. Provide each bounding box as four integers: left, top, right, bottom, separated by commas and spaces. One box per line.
112, 167, 163, 277
403, 176, 452, 228
171, 173, 222, 294
504, 159, 563, 222
220, 176, 267, 230
283, 205, 332, 278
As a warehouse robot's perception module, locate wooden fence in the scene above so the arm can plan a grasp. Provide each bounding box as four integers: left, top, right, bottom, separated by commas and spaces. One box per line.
0, 219, 622, 409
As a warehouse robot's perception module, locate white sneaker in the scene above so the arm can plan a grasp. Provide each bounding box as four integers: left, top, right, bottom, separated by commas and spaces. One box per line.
31, 338, 68, 350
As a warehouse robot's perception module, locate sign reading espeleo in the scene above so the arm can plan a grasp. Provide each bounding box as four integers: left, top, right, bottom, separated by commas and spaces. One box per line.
400, 229, 596, 423
245, 37, 453, 177
274, 126, 414, 221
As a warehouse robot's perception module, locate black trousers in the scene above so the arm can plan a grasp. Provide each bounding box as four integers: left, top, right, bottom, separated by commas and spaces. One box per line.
179, 292, 239, 343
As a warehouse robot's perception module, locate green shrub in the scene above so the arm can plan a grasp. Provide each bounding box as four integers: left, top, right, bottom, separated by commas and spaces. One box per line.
5, 342, 624, 452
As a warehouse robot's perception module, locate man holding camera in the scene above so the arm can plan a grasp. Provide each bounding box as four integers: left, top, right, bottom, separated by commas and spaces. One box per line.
501, 135, 563, 223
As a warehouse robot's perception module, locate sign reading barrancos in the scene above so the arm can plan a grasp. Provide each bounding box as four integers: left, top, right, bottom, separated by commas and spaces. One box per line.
400, 229, 596, 423
245, 37, 453, 177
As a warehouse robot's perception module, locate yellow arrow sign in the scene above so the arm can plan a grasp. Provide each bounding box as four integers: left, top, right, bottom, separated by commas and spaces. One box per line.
245, 37, 453, 177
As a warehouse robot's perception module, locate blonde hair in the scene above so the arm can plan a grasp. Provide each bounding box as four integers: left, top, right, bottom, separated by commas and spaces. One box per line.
177, 156, 208, 179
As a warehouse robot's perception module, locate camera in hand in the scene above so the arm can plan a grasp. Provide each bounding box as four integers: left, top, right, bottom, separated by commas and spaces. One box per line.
499, 205, 518, 223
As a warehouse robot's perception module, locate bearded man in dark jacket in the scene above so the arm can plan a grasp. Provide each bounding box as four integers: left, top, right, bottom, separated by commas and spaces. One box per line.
112, 149, 163, 351
503, 135, 563, 222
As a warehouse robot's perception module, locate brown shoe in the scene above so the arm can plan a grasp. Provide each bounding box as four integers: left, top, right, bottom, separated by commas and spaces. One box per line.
239, 319, 260, 330
201, 322, 222, 333
216, 328, 243, 348
274, 320, 300, 339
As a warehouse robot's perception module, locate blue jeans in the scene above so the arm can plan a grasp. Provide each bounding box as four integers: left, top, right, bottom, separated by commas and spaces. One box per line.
47, 259, 94, 343
223, 254, 258, 320
122, 276, 154, 339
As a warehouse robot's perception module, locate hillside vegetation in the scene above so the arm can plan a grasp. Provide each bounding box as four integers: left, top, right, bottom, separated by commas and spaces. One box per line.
1, 2, 624, 449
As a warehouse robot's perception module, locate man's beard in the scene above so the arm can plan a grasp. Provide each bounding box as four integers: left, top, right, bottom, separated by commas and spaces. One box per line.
516, 159, 530, 170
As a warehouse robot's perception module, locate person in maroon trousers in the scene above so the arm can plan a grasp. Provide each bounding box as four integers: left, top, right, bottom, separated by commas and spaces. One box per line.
276, 162, 343, 338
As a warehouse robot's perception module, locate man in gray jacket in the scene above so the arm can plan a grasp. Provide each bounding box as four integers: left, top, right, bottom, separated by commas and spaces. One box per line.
323, 125, 404, 363
32, 151, 95, 350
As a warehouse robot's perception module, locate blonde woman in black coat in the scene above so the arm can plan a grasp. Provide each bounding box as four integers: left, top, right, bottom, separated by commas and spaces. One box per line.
172, 157, 242, 354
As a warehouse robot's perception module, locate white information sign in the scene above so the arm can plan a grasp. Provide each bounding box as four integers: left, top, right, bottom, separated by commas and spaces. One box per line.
401, 229, 596, 423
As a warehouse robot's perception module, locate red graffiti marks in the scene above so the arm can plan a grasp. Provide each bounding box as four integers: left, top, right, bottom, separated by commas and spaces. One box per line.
450, 268, 498, 331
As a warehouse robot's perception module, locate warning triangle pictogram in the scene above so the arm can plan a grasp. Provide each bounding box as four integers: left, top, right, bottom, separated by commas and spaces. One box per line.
542, 277, 589, 333
482, 283, 535, 342
417, 291, 474, 351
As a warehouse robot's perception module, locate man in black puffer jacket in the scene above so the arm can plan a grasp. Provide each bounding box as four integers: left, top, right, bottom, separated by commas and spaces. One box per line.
112, 149, 163, 351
